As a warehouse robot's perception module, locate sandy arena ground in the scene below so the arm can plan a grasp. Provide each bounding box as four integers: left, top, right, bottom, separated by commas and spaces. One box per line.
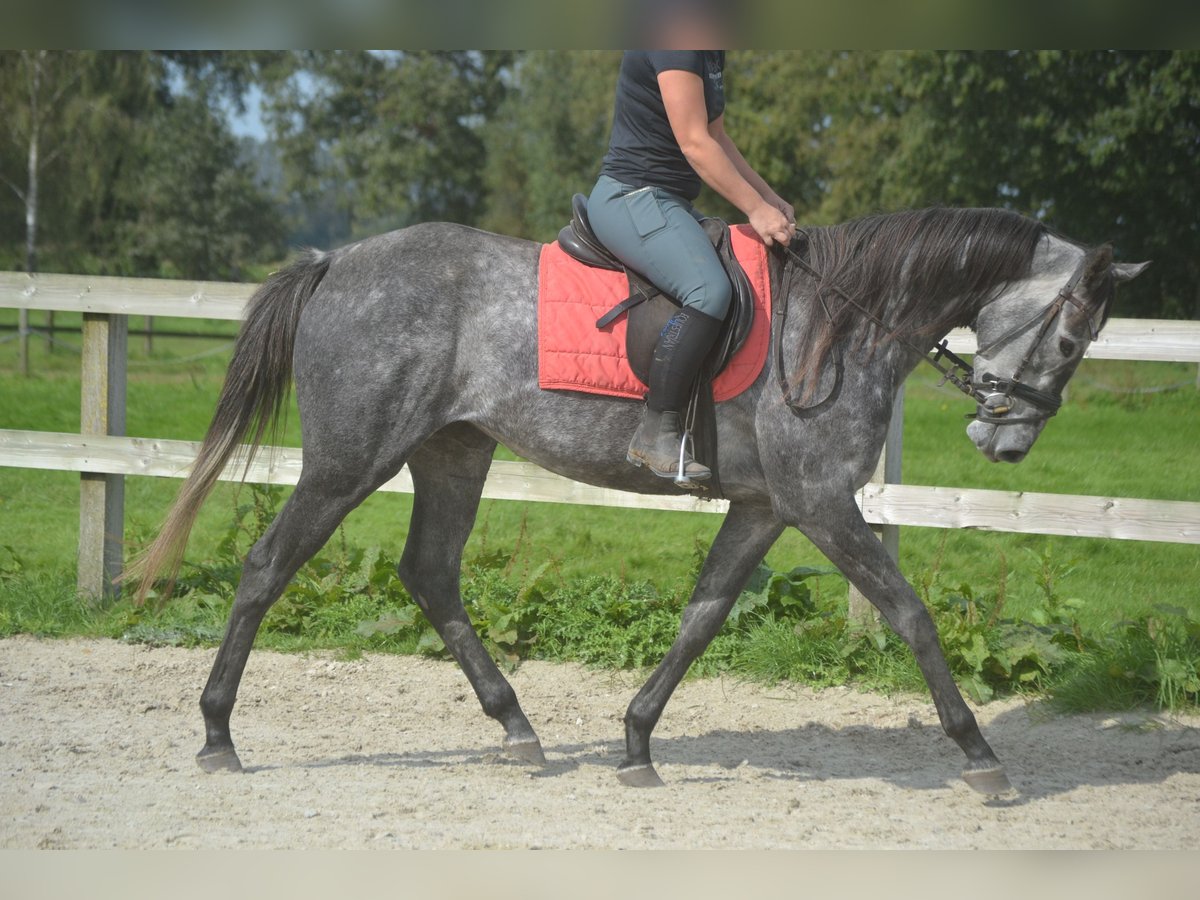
1, 635, 1197, 849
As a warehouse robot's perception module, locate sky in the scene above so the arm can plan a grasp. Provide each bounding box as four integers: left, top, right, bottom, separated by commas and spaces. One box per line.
225, 84, 268, 141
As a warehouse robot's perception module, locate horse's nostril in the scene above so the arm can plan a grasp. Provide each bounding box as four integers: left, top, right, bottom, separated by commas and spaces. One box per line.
996, 448, 1027, 464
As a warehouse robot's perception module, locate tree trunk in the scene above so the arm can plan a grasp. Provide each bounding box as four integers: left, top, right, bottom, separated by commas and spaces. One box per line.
17, 52, 42, 376
25, 120, 38, 276
18, 129, 35, 375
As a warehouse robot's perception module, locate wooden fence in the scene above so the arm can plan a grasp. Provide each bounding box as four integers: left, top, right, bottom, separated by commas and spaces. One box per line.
2, 270, 1199, 599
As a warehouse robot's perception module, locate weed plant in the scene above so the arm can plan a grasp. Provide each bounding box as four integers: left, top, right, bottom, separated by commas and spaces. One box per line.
4, 483, 1194, 714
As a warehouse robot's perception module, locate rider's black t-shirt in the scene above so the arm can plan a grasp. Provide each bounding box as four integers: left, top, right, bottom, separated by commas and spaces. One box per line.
598, 50, 726, 202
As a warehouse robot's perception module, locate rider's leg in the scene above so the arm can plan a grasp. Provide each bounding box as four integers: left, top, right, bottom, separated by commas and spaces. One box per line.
586, 176, 732, 480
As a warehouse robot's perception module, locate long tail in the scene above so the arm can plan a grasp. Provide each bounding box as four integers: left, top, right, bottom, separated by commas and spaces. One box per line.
127, 249, 332, 604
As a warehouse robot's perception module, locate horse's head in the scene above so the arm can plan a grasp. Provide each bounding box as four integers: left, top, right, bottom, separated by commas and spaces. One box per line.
966, 239, 1149, 463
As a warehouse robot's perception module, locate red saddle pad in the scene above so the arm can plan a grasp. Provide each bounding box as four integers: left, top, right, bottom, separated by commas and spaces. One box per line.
537, 223, 772, 402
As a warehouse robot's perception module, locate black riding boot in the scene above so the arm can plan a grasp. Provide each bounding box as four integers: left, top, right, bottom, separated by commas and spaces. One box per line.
627, 307, 723, 482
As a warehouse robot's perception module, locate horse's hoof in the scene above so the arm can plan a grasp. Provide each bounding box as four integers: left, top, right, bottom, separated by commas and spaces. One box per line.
962, 765, 1013, 796
617, 762, 665, 788
503, 736, 547, 766
196, 746, 243, 774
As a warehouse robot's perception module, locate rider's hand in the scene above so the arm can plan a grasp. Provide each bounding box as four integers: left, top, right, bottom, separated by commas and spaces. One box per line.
765, 193, 795, 226
749, 201, 794, 247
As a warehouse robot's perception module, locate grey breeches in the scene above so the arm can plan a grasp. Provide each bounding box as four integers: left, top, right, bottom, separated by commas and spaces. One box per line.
586, 174, 732, 319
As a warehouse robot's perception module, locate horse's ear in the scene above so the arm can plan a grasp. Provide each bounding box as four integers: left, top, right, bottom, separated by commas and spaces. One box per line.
1065, 245, 1116, 329
1081, 244, 1113, 291
1112, 260, 1151, 283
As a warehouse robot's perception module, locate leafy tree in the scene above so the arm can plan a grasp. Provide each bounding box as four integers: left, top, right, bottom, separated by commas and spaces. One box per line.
481, 51, 619, 241
715, 51, 1198, 318
0, 51, 95, 274
121, 94, 283, 281
264, 50, 515, 239
0, 51, 285, 280
159, 50, 287, 111
3, 50, 1194, 318
709, 51, 842, 222
824, 51, 1199, 318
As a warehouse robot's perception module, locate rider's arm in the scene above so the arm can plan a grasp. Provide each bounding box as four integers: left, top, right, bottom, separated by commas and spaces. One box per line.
658, 68, 792, 245
709, 117, 795, 225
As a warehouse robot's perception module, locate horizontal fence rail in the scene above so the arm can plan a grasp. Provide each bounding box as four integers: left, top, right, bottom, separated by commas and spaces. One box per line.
0, 272, 252, 321
0, 430, 720, 515
3, 270, 1200, 597
2, 430, 1197, 544
5, 270, 1200, 361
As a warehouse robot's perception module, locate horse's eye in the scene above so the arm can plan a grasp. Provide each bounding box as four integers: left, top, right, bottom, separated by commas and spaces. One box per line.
1058, 338, 1076, 357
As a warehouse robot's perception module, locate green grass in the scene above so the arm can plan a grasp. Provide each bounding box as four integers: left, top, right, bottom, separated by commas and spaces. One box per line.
1, 321, 1197, 711
1046, 602, 1200, 714
7, 500, 1192, 711
894, 363, 1200, 627
2, 316, 1196, 633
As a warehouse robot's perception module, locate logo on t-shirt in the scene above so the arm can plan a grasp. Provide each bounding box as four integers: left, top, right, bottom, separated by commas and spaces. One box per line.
706, 60, 724, 93
704, 55, 725, 119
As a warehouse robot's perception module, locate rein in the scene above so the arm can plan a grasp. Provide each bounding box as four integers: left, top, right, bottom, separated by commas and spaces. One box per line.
773, 234, 1086, 426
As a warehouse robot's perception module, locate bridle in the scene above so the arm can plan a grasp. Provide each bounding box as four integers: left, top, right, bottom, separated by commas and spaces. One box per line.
774, 235, 1098, 427
968, 262, 1099, 424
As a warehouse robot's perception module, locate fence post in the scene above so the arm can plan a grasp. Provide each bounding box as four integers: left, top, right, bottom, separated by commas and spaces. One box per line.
144, 315, 153, 355
848, 384, 904, 622
77, 312, 127, 601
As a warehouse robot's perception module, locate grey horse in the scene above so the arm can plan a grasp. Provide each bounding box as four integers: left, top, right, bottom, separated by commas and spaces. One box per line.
132, 206, 1147, 794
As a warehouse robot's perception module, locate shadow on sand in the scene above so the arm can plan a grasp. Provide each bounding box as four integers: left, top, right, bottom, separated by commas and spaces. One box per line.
253, 700, 1199, 803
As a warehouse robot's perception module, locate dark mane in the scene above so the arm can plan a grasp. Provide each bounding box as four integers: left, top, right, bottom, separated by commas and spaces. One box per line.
792, 207, 1046, 397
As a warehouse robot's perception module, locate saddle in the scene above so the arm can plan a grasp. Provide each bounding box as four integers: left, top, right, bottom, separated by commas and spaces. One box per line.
557, 193, 756, 386
556, 193, 758, 497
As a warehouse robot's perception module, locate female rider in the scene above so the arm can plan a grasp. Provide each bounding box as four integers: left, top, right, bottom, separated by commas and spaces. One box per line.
587, 50, 796, 483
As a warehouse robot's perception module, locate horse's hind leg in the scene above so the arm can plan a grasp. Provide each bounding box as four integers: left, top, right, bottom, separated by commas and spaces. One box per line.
197, 469, 387, 773
398, 424, 545, 764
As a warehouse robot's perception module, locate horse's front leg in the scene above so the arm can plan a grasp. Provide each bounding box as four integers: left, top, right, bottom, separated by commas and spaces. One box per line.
795, 491, 1012, 795
619, 502, 784, 786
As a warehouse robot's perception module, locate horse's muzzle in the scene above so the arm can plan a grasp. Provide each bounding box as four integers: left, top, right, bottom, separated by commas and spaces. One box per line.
967, 417, 1043, 464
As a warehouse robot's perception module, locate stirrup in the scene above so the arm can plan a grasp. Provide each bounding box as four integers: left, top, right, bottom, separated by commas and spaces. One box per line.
681, 427, 700, 487
673, 428, 705, 490
671, 383, 708, 489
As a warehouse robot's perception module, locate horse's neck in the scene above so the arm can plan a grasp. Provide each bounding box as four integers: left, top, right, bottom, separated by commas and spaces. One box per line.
850, 301, 968, 396
863, 334, 926, 403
